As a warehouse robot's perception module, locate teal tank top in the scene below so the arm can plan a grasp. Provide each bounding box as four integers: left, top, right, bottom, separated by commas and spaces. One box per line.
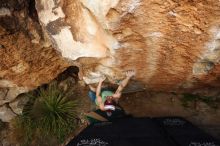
95, 90, 114, 106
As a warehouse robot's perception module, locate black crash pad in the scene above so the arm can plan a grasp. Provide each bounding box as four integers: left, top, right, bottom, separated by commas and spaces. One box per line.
67, 118, 175, 146
67, 117, 220, 146
153, 117, 220, 146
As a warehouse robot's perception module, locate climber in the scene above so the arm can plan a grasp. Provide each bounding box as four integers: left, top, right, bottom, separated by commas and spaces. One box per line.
88, 70, 135, 116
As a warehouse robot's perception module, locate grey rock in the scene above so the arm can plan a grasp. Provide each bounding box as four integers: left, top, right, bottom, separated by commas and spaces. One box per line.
1, 139, 10, 146
193, 61, 214, 75
0, 8, 11, 16
0, 88, 8, 106
0, 105, 16, 122
0, 79, 29, 105
6, 87, 28, 102
204, 48, 220, 63
9, 94, 29, 115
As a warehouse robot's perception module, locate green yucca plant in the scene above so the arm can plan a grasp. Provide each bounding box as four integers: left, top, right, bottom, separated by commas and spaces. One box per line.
15, 115, 35, 146
16, 82, 80, 145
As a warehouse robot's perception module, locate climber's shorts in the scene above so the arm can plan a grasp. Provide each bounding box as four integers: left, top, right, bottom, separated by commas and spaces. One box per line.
88, 90, 96, 102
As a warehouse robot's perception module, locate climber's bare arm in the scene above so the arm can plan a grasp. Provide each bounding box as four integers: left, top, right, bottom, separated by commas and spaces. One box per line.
96, 97, 105, 111
96, 76, 106, 111
114, 70, 135, 98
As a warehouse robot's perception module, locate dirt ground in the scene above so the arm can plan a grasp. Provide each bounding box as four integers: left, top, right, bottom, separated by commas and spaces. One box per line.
76, 84, 220, 140
120, 91, 220, 139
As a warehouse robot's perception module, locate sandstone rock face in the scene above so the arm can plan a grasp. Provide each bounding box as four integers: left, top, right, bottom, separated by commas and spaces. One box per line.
0, 105, 16, 122
0, 80, 29, 106
0, 0, 70, 88
0, 0, 71, 121
35, 0, 220, 92
9, 94, 29, 115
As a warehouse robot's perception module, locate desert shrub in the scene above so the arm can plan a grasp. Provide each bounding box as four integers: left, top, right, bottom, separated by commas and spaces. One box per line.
15, 82, 80, 146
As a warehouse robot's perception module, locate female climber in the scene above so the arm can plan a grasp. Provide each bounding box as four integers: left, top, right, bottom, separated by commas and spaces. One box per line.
88, 70, 135, 116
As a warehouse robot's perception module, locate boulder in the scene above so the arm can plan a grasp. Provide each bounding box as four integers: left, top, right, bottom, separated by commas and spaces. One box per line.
35, 0, 220, 92
9, 94, 29, 115
0, 105, 16, 122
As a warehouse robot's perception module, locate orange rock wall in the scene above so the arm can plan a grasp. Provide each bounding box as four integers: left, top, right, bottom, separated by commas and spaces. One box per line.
109, 0, 220, 92
36, 0, 219, 92
1, 0, 220, 94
